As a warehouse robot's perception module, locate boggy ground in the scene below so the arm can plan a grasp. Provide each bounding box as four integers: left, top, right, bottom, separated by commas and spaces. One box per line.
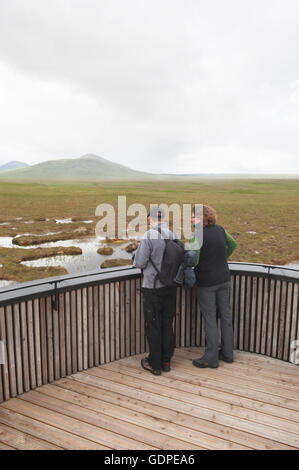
0, 178, 298, 284
0, 245, 83, 283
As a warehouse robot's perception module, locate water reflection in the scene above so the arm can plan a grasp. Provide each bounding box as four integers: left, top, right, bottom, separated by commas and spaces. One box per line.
20, 237, 133, 273
55, 218, 73, 224
0, 237, 14, 248
0, 236, 135, 288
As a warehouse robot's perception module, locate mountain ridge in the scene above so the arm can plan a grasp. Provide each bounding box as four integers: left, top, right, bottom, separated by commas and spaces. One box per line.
0, 154, 153, 181
0, 155, 297, 181
0, 161, 29, 172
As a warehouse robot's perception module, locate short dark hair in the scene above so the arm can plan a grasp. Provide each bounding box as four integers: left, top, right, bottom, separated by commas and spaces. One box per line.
148, 206, 165, 220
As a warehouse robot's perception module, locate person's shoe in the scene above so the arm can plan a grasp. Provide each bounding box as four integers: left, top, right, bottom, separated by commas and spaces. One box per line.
218, 350, 234, 363
192, 358, 218, 369
162, 361, 171, 372
141, 357, 161, 376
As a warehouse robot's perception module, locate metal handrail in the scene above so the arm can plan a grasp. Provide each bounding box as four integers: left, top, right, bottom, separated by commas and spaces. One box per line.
228, 261, 299, 273
0, 262, 298, 306
0, 265, 137, 294
0, 266, 140, 307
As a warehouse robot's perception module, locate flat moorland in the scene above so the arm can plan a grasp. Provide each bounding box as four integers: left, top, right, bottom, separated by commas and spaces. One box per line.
0, 178, 298, 283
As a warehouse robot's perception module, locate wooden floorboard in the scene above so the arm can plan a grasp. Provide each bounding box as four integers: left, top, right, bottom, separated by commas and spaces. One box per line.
102, 362, 299, 429
0, 422, 62, 450
0, 349, 298, 450
0, 441, 16, 450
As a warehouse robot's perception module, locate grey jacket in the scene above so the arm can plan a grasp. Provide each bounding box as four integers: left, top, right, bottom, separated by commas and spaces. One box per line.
133, 223, 176, 288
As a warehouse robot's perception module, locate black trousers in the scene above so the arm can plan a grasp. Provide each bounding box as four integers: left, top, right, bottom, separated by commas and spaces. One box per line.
142, 286, 177, 370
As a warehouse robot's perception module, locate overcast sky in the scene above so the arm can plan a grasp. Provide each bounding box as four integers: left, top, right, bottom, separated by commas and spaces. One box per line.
0, 0, 299, 174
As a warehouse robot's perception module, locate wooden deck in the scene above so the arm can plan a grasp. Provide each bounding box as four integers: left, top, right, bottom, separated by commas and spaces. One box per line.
0, 348, 298, 450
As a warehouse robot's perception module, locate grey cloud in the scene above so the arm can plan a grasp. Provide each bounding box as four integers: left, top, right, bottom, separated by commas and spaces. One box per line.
0, 0, 299, 172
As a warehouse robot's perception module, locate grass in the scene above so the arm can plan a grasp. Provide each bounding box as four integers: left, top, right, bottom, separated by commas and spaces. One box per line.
100, 258, 133, 269
12, 227, 92, 246
0, 178, 298, 283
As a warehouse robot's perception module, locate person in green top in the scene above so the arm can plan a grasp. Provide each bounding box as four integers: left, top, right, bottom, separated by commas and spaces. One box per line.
191, 229, 237, 266
191, 205, 237, 368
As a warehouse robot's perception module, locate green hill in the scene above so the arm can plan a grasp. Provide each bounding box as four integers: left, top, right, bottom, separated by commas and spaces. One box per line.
0, 154, 153, 181
0, 161, 29, 172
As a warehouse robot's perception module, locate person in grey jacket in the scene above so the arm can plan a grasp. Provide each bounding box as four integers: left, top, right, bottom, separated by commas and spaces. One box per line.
133, 207, 177, 375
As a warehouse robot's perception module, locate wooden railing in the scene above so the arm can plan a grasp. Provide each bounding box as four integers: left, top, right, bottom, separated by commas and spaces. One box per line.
0, 263, 298, 403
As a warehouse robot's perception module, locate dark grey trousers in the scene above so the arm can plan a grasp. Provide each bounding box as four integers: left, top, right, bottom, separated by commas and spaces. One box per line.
197, 281, 233, 365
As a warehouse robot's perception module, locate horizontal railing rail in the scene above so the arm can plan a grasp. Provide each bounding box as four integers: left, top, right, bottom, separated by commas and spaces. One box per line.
228, 262, 299, 282
0, 263, 298, 403
0, 266, 141, 307
1, 262, 298, 306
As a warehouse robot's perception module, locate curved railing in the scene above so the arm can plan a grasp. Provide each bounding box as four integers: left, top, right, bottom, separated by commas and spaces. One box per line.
0, 263, 298, 403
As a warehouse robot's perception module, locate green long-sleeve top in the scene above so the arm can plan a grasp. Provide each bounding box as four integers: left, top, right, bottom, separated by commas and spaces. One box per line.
191, 230, 237, 267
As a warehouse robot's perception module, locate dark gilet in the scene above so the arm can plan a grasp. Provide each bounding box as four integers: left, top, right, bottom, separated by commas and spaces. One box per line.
195, 224, 230, 287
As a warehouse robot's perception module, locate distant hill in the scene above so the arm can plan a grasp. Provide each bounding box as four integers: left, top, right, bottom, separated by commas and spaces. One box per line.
1, 155, 297, 181
0, 154, 153, 181
0, 161, 29, 172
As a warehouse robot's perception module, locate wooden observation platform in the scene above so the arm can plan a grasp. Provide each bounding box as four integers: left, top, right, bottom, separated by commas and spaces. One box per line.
0, 264, 298, 450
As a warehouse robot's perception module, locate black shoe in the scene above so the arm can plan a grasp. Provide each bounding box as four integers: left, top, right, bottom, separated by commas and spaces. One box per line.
162, 362, 171, 372
192, 358, 218, 369
218, 350, 233, 363
141, 357, 161, 375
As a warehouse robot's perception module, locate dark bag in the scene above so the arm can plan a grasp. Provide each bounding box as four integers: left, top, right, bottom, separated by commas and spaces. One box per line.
149, 228, 185, 287
174, 250, 197, 288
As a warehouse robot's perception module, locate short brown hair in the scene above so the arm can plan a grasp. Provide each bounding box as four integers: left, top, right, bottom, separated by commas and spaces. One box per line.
203, 205, 216, 226
192, 205, 217, 227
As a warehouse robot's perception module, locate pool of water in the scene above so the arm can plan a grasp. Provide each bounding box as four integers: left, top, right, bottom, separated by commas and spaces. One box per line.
2, 227, 297, 289
55, 218, 73, 224
0, 237, 15, 248
19, 237, 133, 273
0, 236, 136, 289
